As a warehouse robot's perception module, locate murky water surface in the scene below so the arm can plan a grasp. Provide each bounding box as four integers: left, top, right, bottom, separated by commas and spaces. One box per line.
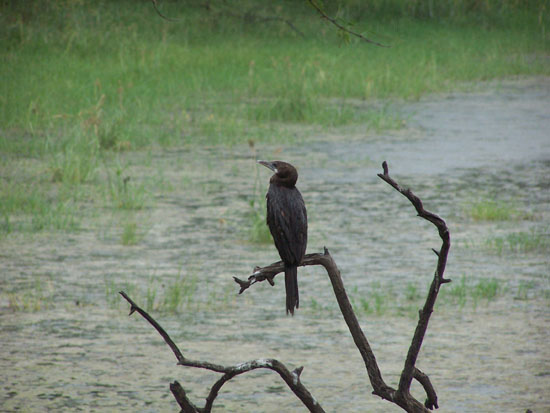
1, 78, 549, 412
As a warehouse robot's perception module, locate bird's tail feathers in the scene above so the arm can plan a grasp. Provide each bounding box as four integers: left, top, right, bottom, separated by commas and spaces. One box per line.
285, 265, 299, 315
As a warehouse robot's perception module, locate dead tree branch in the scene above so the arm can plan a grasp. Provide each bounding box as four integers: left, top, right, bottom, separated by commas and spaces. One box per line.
306, 0, 389, 47
378, 160, 451, 406
121, 161, 449, 412
150, 0, 305, 37
235, 161, 451, 412
119, 291, 325, 413
151, 0, 179, 22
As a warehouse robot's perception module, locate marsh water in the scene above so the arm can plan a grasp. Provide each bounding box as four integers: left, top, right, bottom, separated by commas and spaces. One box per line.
1, 78, 549, 412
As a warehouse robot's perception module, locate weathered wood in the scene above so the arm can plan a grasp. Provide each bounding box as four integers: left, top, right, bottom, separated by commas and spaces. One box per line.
122, 161, 450, 412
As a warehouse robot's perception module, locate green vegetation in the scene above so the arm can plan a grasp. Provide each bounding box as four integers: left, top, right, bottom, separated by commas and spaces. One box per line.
439, 275, 503, 309
106, 170, 150, 211
2, 1, 548, 149
0, 170, 81, 234
337, 276, 512, 318
1, 1, 548, 239
6, 278, 55, 312
247, 192, 272, 244
103, 272, 236, 314
246, 159, 273, 244
121, 218, 139, 246
466, 198, 524, 221
515, 280, 537, 301
487, 227, 550, 254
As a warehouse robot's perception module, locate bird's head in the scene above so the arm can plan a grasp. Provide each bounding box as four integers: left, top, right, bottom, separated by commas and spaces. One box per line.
257, 160, 298, 187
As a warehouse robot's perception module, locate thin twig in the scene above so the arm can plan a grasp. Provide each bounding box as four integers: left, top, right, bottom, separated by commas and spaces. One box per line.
150, 0, 180, 21
119, 291, 185, 363
307, 0, 389, 47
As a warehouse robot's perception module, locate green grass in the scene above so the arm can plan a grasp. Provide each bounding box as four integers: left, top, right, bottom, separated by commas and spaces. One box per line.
48, 132, 99, 185
105, 272, 237, 314
106, 171, 149, 211
246, 161, 273, 244
247, 193, 272, 244
121, 218, 139, 246
1, 0, 548, 238
2, 1, 548, 150
339, 276, 508, 318
6, 278, 55, 312
106, 273, 199, 313
515, 280, 538, 301
440, 276, 504, 309
487, 227, 550, 254
0, 172, 81, 234
466, 198, 523, 221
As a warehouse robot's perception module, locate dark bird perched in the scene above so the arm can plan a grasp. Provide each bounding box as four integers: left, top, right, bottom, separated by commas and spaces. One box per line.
258, 160, 308, 315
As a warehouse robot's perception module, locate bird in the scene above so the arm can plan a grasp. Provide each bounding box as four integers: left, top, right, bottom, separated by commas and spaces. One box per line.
258, 160, 308, 315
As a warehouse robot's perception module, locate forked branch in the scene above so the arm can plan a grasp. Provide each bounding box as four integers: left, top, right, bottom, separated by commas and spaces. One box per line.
236, 161, 450, 411
121, 161, 449, 412
119, 291, 324, 413
378, 161, 451, 402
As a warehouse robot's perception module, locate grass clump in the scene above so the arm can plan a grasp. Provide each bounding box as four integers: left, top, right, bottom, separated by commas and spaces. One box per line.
347, 283, 394, 317
465, 198, 526, 221
247, 193, 272, 244
105, 272, 236, 314
0, 177, 80, 235
121, 218, 139, 246
105, 273, 197, 313
6, 279, 54, 312
246, 161, 272, 245
487, 228, 550, 254
49, 133, 99, 185
107, 174, 149, 211
160, 274, 198, 313
339, 276, 506, 318
439, 275, 504, 309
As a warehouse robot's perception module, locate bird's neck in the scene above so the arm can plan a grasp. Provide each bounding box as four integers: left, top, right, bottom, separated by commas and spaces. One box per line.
270, 175, 297, 188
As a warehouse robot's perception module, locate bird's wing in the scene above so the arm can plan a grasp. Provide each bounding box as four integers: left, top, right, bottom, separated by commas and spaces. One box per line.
267, 187, 307, 265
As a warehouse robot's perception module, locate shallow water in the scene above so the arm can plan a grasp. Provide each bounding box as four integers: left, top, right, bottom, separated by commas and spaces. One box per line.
1, 78, 549, 412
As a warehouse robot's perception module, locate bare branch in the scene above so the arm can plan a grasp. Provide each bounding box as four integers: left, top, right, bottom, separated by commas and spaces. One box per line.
378, 160, 451, 407
307, 0, 389, 47
234, 253, 323, 294
255, 15, 306, 38
413, 368, 438, 410
119, 291, 185, 363
150, 0, 179, 22
218, 7, 305, 38
236, 161, 452, 412
170, 381, 199, 413
120, 292, 325, 412
235, 248, 430, 412
123, 162, 449, 412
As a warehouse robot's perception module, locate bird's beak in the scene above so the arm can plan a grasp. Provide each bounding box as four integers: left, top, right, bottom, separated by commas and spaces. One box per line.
257, 160, 277, 173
